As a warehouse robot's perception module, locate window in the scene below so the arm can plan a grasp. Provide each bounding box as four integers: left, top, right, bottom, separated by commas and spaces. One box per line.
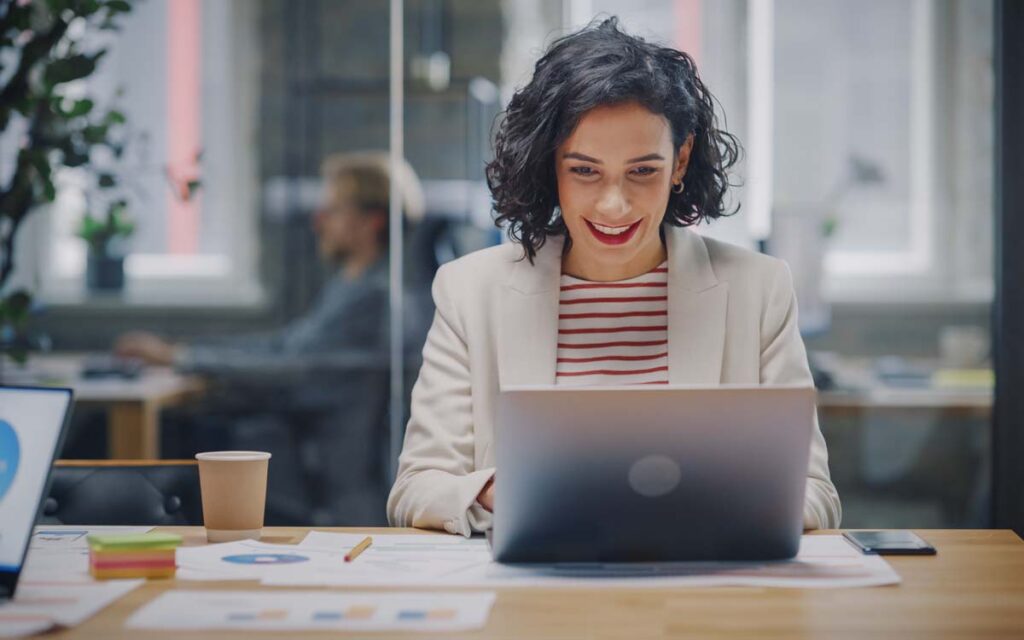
770, 0, 994, 303
34, 0, 262, 306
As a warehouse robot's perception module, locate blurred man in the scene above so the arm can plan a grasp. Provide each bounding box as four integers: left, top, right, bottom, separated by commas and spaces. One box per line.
115, 152, 425, 368
112, 152, 425, 526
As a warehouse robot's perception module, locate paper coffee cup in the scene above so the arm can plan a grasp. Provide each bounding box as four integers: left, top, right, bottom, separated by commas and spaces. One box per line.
195, 451, 271, 542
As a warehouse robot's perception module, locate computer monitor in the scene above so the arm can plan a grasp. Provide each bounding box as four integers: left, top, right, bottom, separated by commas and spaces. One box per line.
0, 386, 74, 600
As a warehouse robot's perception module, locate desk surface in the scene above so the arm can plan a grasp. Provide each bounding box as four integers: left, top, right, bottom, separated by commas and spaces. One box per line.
8, 353, 203, 404
54, 528, 1024, 639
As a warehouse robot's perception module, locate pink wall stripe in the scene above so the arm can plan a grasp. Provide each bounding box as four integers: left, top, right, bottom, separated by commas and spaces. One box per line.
167, 0, 201, 254
673, 0, 702, 69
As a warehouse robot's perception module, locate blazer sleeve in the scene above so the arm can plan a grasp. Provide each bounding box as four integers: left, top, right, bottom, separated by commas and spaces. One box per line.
760, 260, 843, 530
386, 263, 495, 535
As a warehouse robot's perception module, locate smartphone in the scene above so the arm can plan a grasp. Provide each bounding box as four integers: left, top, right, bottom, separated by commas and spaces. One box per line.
843, 530, 937, 555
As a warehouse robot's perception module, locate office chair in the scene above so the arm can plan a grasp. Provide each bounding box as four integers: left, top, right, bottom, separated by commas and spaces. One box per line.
41, 460, 203, 526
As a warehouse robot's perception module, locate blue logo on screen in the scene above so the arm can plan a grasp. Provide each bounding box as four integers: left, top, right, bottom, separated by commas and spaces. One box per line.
0, 419, 20, 503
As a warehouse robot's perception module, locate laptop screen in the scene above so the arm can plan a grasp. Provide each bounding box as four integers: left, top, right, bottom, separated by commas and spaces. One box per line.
0, 387, 73, 578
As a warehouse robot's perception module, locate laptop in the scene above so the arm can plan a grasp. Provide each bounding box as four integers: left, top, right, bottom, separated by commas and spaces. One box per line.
0, 385, 74, 601
491, 384, 815, 563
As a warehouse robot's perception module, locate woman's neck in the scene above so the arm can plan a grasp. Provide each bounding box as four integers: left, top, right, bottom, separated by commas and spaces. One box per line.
561, 240, 667, 282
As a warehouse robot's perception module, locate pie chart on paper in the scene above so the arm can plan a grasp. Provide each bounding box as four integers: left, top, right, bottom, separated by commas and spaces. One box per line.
0, 420, 20, 503
222, 553, 309, 565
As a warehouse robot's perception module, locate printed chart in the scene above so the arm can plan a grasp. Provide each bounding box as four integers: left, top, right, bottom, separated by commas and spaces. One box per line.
126, 590, 497, 632
222, 553, 309, 565
175, 539, 344, 581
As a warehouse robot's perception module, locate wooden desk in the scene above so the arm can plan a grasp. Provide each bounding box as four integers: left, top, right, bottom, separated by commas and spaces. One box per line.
5, 354, 204, 459
55, 528, 1024, 639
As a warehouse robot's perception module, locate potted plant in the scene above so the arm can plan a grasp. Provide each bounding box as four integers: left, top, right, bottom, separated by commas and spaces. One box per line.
77, 199, 134, 292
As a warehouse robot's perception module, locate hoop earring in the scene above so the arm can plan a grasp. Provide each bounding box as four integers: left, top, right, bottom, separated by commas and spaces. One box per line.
672, 181, 685, 194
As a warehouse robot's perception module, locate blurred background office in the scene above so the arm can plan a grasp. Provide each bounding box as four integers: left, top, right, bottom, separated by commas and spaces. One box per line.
0, 0, 1004, 529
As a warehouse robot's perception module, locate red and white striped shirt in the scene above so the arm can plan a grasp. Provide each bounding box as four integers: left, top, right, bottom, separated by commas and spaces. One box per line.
555, 261, 669, 386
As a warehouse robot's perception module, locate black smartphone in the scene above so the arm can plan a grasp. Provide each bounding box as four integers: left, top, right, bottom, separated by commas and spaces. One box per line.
843, 530, 937, 555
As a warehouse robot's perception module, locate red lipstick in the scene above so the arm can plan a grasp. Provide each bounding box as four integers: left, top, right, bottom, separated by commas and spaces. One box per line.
585, 219, 642, 245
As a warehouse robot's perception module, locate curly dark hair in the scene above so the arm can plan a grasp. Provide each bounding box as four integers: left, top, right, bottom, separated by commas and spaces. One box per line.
486, 17, 742, 262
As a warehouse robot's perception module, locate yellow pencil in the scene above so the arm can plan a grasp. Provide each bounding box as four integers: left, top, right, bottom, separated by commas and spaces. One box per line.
344, 536, 373, 562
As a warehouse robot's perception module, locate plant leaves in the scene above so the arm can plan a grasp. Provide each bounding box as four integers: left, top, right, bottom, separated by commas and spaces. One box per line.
43, 51, 106, 86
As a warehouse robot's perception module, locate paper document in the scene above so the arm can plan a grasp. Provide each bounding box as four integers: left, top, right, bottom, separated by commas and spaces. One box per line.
126, 590, 496, 632
23, 526, 153, 581
261, 532, 900, 589
0, 579, 143, 638
175, 538, 352, 581
290, 531, 493, 585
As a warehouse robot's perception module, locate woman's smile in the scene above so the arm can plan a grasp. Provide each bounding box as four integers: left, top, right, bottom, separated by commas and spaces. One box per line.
584, 218, 643, 245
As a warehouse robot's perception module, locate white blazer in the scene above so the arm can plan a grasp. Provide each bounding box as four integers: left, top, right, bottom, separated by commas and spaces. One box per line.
388, 226, 842, 535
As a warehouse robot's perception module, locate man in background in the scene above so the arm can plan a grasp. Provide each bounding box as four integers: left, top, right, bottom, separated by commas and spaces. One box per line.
115, 152, 425, 367
112, 152, 425, 525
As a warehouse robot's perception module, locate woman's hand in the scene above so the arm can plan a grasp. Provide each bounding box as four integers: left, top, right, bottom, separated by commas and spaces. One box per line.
477, 477, 495, 512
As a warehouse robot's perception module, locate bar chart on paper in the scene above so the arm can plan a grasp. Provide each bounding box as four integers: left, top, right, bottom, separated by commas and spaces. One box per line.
125, 590, 497, 632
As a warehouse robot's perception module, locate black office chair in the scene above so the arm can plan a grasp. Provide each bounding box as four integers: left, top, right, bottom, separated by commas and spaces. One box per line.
41, 460, 203, 526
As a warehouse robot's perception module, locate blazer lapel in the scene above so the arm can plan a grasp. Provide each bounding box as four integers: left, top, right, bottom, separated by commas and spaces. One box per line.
666, 227, 728, 384
497, 236, 564, 387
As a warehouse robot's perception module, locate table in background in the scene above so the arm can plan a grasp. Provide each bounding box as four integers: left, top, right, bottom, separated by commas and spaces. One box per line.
4, 353, 204, 459
815, 354, 993, 417
53, 528, 1024, 639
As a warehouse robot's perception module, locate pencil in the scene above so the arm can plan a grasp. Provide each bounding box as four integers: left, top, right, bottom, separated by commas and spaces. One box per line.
344, 536, 373, 562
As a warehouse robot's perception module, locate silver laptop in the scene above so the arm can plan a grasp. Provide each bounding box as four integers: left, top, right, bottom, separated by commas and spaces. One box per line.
0, 386, 74, 601
491, 385, 815, 563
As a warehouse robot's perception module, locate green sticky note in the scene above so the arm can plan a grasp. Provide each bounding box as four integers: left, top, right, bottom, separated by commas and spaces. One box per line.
87, 532, 183, 551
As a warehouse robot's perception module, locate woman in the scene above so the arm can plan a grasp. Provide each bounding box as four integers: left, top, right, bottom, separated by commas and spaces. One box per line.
387, 18, 841, 536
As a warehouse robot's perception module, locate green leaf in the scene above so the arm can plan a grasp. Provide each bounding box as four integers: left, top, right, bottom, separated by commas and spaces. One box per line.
0, 290, 33, 327
41, 179, 57, 202
43, 51, 106, 86
67, 98, 95, 117
76, 214, 104, 242
105, 109, 126, 125
82, 123, 109, 144
106, 0, 133, 13
75, 0, 103, 16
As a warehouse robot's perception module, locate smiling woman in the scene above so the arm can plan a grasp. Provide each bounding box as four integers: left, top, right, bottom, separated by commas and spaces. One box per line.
487, 17, 740, 270
387, 17, 841, 537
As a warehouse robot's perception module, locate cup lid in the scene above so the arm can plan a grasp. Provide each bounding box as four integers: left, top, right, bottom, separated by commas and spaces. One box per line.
195, 451, 272, 461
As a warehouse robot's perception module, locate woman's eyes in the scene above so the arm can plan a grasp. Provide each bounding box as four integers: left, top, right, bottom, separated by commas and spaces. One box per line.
631, 166, 658, 177
567, 166, 660, 178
